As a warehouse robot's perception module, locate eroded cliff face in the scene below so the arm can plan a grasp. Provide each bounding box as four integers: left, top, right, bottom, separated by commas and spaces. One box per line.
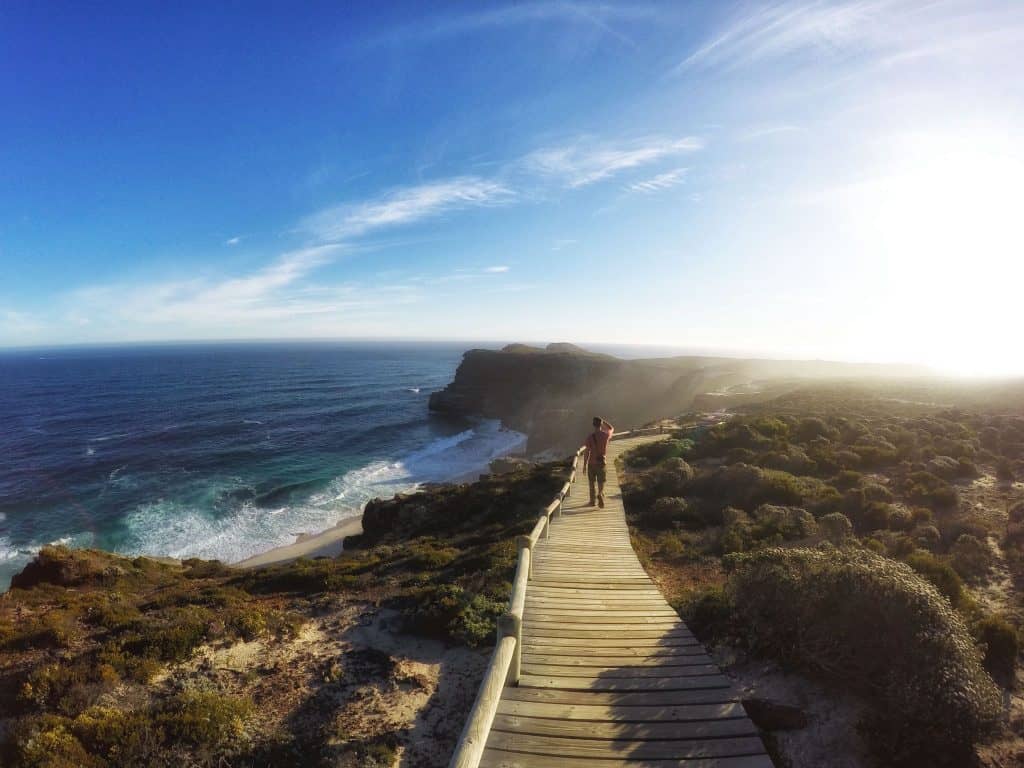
428, 344, 724, 452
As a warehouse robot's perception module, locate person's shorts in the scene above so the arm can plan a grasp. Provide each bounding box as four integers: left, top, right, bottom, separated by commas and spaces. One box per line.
588, 462, 607, 484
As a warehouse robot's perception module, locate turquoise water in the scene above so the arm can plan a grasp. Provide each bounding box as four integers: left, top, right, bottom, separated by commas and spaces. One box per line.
0, 341, 526, 588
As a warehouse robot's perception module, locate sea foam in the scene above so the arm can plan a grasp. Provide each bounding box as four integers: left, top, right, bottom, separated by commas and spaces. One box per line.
120, 420, 526, 565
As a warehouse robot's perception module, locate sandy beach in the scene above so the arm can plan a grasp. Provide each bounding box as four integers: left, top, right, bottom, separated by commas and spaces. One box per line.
234, 515, 364, 569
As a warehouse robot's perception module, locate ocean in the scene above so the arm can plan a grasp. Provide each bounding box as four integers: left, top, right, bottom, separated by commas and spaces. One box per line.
0, 341, 526, 590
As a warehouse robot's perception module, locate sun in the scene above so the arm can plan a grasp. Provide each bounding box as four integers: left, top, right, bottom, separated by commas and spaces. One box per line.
840, 130, 1024, 377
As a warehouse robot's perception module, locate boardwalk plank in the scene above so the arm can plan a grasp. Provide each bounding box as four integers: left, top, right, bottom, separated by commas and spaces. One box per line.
467, 435, 770, 767
479, 750, 775, 768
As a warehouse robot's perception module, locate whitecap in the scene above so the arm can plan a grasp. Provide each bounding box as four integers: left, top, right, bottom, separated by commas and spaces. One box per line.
118, 419, 526, 566
89, 433, 130, 443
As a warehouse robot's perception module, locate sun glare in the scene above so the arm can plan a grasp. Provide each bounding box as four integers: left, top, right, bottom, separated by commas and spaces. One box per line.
841, 132, 1023, 377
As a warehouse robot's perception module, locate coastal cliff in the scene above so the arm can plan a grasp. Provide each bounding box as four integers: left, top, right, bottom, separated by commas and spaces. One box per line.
429, 343, 925, 452
428, 344, 716, 451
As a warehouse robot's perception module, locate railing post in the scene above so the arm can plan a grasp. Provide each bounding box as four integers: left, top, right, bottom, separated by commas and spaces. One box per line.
517, 534, 532, 579
499, 613, 522, 685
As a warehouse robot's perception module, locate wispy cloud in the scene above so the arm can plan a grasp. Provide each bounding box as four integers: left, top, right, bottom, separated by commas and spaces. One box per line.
485, 265, 510, 273
225, 236, 242, 246
673, 1, 1024, 74
363, 2, 655, 49
674, 0, 894, 73
737, 124, 803, 142
626, 167, 688, 193
523, 136, 703, 188
69, 246, 344, 327
301, 177, 513, 242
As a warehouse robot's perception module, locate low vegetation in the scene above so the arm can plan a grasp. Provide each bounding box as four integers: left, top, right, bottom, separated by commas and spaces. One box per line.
0, 461, 567, 767
621, 385, 1024, 767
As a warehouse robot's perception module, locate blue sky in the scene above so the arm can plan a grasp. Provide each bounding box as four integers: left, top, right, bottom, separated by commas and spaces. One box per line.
2, 1, 1023, 373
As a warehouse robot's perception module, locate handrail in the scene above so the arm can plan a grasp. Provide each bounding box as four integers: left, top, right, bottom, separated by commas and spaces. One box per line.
448, 429, 665, 768
449, 445, 585, 768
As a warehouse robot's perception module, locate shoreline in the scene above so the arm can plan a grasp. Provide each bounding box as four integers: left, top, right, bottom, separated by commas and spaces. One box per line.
234, 515, 364, 569
234, 465, 496, 570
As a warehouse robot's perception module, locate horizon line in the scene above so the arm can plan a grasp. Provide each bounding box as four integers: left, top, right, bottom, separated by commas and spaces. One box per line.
0, 334, 988, 380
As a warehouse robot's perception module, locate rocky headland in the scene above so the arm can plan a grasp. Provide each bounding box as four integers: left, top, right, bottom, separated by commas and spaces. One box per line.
429, 342, 927, 452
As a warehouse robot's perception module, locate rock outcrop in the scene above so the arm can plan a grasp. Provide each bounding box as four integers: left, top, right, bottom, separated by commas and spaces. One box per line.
430, 343, 931, 452
429, 343, 725, 452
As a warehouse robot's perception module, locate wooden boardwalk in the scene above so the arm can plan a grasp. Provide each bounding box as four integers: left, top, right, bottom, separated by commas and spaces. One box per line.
478, 435, 772, 768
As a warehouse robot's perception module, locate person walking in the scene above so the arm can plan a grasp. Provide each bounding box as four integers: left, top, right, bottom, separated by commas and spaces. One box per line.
583, 416, 614, 507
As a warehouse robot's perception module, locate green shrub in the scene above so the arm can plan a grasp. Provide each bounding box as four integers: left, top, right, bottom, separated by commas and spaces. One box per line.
646, 458, 695, 499
806, 484, 842, 516
911, 507, 933, 524
19, 662, 97, 716
12, 717, 104, 768
640, 497, 690, 529
996, 458, 1015, 483
239, 557, 359, 595
975, 614, 1019, 687
408, 539, 459, 569
832, 470, 862, 490
905, 471, 959, 509
4, 611, 80, 651
655, 533, 685, 558
451, 593, 506, 647
833, 449, 862, 469
886, 506, 913, 532
402, 584, 504, 647
957, 457, 980, 478
795, 417, 834, 442
857, 501, 893, 532
751, 470, 804, 508
750, 505, 817, 541
861, 483, 893, 503
950, 534, 993, 583
725, 447, 757, 464
852, 443, 898, 468
941, 519, 989, 549
680, 586, 732, 643
725, 547, 1000, 766
818, 512, 853, 545
905, 550, 964, 606
1009, 501, 1024, 524
749, 416, 789, 439
121, 607, 210, 663
72, 705, 163, 764
878, 531, 915, 558
913, 524, 942, 551
624, 439, 690, 467
863, 537, 886, 554
717, 508, 751, 554
157, 690, 251, 749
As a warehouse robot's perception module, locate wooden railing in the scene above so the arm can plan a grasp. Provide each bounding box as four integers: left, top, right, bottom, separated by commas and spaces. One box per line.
447, 425, 667, 768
